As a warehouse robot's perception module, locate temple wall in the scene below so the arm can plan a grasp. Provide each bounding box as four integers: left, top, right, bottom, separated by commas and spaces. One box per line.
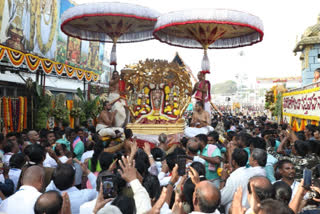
302, 44, 320, 86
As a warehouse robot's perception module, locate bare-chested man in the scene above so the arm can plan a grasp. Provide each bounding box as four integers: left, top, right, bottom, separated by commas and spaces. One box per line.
107, 71, 128, 127
191, 71, 222, 116
96, 101, 124, 139
184, 101, 214, 138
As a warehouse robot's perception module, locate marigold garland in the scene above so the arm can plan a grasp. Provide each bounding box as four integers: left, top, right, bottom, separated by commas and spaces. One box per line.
66, 66, 75, 77
25, 54, 41, 72
2, 98, 7, 133
67, 100, 74, 128
6, 49, 25, 67
24, 97, 27, 129
8, 98, 13, 132
0, 47, 6, 60
76, 69, 85, 80
20, 97, 24, 132
54, 63, 65, 75
41, 59, 55, 74
85, 72, 92, 81
0, 45, 99, 82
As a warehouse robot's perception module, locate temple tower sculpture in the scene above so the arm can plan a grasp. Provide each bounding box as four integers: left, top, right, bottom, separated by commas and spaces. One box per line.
294, 14, 320, 86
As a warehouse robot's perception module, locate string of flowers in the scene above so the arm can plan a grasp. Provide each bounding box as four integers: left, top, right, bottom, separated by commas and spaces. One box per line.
8, 98, 13, 132
2, 98, 7, 133
24, 97, 27, 129
14, 99, 20, 132
0, 97, 27, 133
19, 97, 24, 132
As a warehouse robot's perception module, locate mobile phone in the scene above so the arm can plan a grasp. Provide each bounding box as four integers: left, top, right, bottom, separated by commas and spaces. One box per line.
177, 155, 186, 176
303, 169, 312, 189
102, 175, 116, 199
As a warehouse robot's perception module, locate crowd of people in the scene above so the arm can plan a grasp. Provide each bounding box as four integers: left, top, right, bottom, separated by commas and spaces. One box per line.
0, 106, 320, 214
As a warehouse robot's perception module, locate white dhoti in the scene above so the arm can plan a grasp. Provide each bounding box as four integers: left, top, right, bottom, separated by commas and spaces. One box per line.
204, 101, 211, 115
96, 124, 124, 139
107, 92, 127, 127
184, 126, 214, 138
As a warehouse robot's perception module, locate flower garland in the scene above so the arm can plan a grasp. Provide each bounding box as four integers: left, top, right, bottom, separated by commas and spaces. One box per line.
0, 44, 99, 82
18, 97, 23, 132
24, 97, 27, 129
15, 99, 20, 132
8, 98, 13, 132
2, 98, 7, 133
0, 97, 27, 133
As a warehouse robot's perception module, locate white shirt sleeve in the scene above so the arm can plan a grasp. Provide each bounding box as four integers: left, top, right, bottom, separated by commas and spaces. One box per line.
87, 172, 97, 190
129, 179, 152, 214
220, 178, 235, 206
158, 171, 166, 180
193, 156, 206, 165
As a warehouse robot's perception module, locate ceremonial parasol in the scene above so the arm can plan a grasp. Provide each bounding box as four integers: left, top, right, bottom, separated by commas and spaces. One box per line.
153, 9, 264, 74
61, 2, 161, 70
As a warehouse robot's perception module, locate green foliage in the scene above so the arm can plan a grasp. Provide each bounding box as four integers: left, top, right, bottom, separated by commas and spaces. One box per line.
265, 90, 274, 103
76, 88, 101, 123
32, 82, 53, 130
52, 93, 69, 123
274, 93, 282, 117
212, 80, 237, 95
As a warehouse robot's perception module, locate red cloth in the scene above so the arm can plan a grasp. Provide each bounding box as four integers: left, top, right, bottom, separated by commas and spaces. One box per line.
194, 80, 211, 102
119, 80, 125, 92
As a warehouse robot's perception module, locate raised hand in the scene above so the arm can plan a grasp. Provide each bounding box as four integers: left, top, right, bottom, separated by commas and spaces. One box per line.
231, 187, 247, 214
61, 192, 71, 214
92, 184, 113, 214
118, 156, 137, 183
188, 166, 200, 185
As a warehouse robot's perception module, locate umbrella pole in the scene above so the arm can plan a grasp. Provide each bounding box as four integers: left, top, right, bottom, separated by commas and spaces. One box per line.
110, 41, 117, 71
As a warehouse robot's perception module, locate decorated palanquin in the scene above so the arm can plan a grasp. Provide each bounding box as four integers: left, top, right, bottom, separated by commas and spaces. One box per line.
124, 59, 192, 137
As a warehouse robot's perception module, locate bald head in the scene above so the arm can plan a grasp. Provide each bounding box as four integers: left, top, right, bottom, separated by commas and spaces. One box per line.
187, 138, 200, 155
194, 181, 221, 213
27, 130, 40, 143
34, 191, 63, 214
248, 176, 273, 202
22, 165, 45, 191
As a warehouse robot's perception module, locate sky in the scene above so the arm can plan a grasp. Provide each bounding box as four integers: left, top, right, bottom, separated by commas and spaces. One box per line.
74, 0, 320, 84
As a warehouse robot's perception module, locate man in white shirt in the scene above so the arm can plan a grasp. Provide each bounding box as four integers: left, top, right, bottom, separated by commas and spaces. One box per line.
46, 163, 97, 214
220, 148, 249, 214
0, 165, 44, 214
246, 148, 267, 178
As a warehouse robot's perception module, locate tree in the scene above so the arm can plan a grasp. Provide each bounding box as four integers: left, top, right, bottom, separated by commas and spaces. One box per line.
212, 80, 237, 95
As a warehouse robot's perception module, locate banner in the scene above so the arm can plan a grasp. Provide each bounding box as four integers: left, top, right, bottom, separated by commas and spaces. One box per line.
283, 87, 320, 121
0, 0, 110, 79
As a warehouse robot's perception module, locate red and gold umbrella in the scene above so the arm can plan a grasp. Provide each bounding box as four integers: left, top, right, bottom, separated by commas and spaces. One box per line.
153, 9, 264, 73
61, 2, 160, 70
